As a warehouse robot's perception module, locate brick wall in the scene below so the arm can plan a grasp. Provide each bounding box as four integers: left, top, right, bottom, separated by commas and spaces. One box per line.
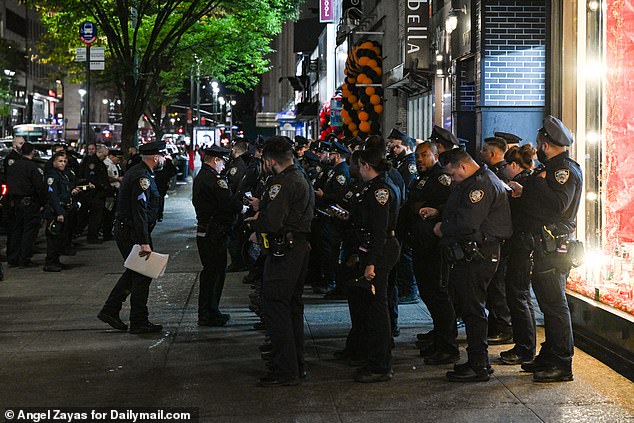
459, 63, 476, 111
483, 1, 546, 106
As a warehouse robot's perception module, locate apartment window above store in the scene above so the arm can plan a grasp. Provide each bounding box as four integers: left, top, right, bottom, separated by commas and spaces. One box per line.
6, 8, 27, 38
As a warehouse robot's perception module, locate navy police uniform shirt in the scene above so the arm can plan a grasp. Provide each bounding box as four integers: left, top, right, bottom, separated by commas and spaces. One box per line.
192, 163, 242, 229
6, 157, 47, 204
116, 162, 160, 245
45, 168, 72, 219
518, 151, 582, 233
251, 165, 314, 236
318, 161, 350, 207
359, 173, 401, 266
396, 152, 418, 195
3, 149, 22, 179
226, 155, 247, 193
440, 165, 512, 245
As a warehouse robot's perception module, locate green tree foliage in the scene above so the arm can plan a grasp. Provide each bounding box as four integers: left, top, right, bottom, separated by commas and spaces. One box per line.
35, 0, 300, 150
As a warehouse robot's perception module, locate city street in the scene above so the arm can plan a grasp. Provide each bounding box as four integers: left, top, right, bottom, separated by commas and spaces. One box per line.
0, 181, 632, 423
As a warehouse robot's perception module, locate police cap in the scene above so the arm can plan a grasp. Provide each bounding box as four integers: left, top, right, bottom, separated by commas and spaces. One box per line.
542, 115, 573, 146
327, 141, 351, 156
295, 136, 309, 148
429, 125, 459, 148
303, 150, 320, 164
203, 144, 231, 161
139, 141, 167, 155
494, 131, 522, 145
315, 141, 331, 153
347, 136, 365, 149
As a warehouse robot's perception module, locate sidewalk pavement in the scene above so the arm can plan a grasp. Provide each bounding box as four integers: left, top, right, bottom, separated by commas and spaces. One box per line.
0, 182, 632, 422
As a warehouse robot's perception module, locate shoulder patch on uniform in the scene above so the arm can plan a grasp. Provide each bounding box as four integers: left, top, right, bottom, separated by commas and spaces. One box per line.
408, 163, 417, 174
269, 184, 282, 200
438, 174, 452, 187
229, 167, 237, 176
374, 188, 389, 205
47, 177, 54, 186
469, 189, 484, 204
555, 169, 570, 185
336, 174, 346, 185
139, 177, 151, 191
217, 179, 228, 189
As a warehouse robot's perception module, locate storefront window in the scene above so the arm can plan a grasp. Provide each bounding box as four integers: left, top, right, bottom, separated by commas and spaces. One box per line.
567, 0, 634, 316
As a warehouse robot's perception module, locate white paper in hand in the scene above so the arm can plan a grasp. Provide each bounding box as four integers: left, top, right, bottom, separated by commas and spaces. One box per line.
123, 244, 169, 279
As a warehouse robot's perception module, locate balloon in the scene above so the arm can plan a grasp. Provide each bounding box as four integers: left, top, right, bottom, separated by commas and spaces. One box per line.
348, 95, 358, 104
368, 60, 378, 69
360, 41, 374, 49
374, 104, 383, 114
365, 87, 375, 96
370, 95, 381, 105
348, 122, 357, 131
358, 57, 370, 66
359, 121, 371, 133
358, 111, 369, 121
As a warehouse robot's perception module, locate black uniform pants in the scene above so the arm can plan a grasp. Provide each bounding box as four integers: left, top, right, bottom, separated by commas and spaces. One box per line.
320, 219, 343, 287
102, 221, 153, 325
196, 234, 228, 320
101, 196, 117, 239
486, 253, 512, 336
412, 247, 458, 354
505, 235, 536, 358
45, 222, 65, 266
448, 245, 500, 368
346, 237, 400, 374
306, 218, 323, 286
87, 195, 105, 240
228, 219, 246, 267
395, 243, 418, 298
7, 201, 41, 265
63, 206, 78, 251
531, 251, 574, 370
261, 240, 310, 380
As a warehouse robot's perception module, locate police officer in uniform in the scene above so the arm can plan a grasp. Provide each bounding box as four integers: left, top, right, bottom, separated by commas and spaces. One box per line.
507, 116, 582, 382
398, 142, 456, 363
3, 136, 24, 176
429, 125, 460, 153
192, 145, 242, 326
226, 141, 248, 192
125, 146, 142, 171
314, 141, 350, 296
246, 137, 314, 387
479, 136, 514, 345
345, 147, 401, 383
6, 142, 47, 268
97, 141, 166, 334
44, 152, 80, 272
434, 149, 512, 382
78, 144, 109, 243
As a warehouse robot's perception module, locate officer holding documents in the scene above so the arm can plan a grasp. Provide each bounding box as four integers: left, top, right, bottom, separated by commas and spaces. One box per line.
98, 141, 165, 334
507, 116, 582, 382
246, 137, 314, 387
192, 145, 242, 326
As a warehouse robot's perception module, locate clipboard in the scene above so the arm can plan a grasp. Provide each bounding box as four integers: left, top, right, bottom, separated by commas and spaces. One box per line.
123, 244, 169, 279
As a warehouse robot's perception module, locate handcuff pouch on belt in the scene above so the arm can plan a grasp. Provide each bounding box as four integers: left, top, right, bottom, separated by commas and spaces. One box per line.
265, 232, 295, 257
444, 241, 486, 264
539, 224, 584, 268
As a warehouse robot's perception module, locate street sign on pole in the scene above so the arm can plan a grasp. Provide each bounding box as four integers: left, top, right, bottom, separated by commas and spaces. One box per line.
79, 21, 98, 46
90, 47, 105, 61
90, 61, 105, 71
75, 48, 87, 62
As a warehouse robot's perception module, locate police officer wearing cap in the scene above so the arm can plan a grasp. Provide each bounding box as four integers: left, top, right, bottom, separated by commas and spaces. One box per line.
434, 149, 512, 382
479, 136, 514, 345
3, 136, 24, 178
507, 116, 582, 382
226, 141, 249, 272
398, 142, 456, 362
246, 136, 314, 387
314, 141, 351, 296
495, 131, 522, 147
77, 144, 109, 243
98, 141, 166, 334
6, 142, 47, 268
193, 145, 242, 326
429, 125, 460, 153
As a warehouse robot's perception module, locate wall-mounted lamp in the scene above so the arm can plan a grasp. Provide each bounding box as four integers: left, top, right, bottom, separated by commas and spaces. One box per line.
445, 6, 467, 34
436, 53, 444, 63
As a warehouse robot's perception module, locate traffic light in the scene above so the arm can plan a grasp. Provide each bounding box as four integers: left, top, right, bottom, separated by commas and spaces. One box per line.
201, 117, 206, 125
178, 127, 184, 134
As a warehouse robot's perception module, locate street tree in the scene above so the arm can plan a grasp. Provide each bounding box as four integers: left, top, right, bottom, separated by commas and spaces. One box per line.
35, 0, 300, 151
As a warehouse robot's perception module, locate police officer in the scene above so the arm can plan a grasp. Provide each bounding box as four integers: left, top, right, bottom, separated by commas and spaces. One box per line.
345, 147, 401, 383
125, 146, 142, 171
78, 144, 109, 243
497, 144, 537, 366
97, 141, 165, 334
226, 141, 248, 192
480, 136, 514, 345
429, 125, 460, 153
434, 149, 512, 382
192, 145, 242, 326
6, 142, 47, 268
246, 137, 314, 387
314, 141, 350, 296
226, 141, 249, 272
3, 136, 24, 177
387, 128, 418, 191
43, 152, 80, 272
397, 142, 456, 363
507, 116, 582, 382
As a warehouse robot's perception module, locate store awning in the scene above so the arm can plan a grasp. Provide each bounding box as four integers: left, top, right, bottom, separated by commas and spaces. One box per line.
385, 64, 433, 96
